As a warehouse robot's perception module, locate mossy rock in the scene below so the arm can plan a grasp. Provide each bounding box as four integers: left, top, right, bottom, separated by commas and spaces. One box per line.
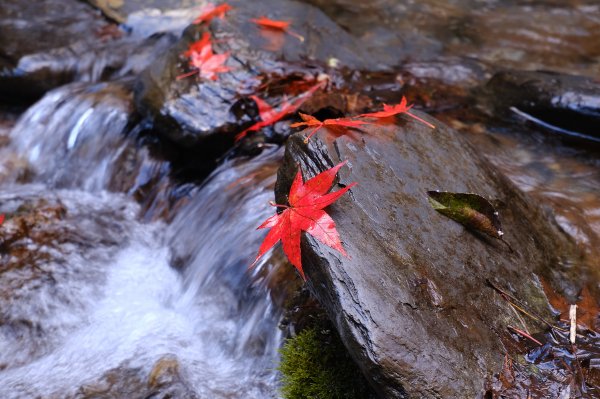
278, 326, 374, 399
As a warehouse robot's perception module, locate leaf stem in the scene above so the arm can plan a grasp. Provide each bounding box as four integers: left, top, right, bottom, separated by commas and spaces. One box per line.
269, 200, 290, 209
406, 111, 435, 129
176, 69, 199, 80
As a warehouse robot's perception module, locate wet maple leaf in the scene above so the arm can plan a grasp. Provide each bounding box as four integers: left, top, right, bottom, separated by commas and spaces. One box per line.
291, 113, 372, 143
193, 3, 233, 24
360, 97, 436, 129
251, 162, 356, 280
177, 32, 230, 81
182, 32, 211, 58
251, 16, 304, 42
235, 82, 323, 141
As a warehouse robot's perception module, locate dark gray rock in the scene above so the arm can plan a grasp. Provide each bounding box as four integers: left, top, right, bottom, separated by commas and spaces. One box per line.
135, 0, 380, 149
485, 70, 600, 143
275, 117, 587, 398
0, 0, 176, 102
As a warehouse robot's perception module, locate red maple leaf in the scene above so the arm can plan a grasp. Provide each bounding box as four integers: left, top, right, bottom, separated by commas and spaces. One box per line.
177, 32, 230, 81
193, 3, 233, 24
251, 162, 356, 280
235, 82, 323, 141
0, 214, 4, 225
360, 97, 435, 129
290, 113, 372, 142
251, 16, 304, 42
182, 32, 211, 58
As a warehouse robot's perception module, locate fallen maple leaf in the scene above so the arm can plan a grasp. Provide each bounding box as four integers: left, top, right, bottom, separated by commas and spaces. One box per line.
177, 32, 230, 81
290, 113, 372, 143
251, 162, 356, 279
360, 97, 435, 129
235, 82, 323, 141
182, 31, 211, 58
193, 3, 233, 24
251, 16, 304, 42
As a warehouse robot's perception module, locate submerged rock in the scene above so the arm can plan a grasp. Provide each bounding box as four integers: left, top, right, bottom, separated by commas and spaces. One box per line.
485, 70, 600, 144
274, 117, 586, 397
74, 355, 198, 399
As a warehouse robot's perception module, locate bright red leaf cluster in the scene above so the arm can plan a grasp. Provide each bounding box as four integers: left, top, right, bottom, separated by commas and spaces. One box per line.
291, 96, 436, 141
291, 113, 372, 143
177, 32, 230, 81
235, 82, 323, 141
251, 162, 355, 279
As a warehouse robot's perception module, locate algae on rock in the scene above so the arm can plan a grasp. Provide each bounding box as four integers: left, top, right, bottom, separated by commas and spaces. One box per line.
278, 326, 374, 399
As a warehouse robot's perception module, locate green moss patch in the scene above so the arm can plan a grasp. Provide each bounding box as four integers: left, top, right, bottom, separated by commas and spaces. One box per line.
278, 327, 374, 399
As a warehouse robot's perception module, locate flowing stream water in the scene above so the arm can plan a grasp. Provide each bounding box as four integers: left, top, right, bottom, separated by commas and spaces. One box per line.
0, 82, 286, 398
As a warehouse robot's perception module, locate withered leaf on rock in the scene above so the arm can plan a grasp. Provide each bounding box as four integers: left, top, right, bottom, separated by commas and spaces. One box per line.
427, 191, 504, 239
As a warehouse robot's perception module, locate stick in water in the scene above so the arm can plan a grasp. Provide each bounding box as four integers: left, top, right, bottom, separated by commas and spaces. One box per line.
569, 304, 577, 344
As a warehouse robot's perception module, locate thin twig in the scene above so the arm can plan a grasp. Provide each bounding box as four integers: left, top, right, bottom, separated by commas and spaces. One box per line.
487, 280, 568, 332
508, 302, 531, 334
569, 304, 577, 344
507, 326, 543, 346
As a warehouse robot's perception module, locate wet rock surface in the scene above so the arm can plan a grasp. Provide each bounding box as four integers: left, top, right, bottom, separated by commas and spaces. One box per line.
485, 70, 600, 144
73, 355, 198, 399
299, 0, 600, 77
0, 0, 176, 102
86, 0, 205, 24
275, 120, 587, 398
135, 0, 378, 152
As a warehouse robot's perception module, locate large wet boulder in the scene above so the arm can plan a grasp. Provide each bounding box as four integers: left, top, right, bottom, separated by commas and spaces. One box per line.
135, 0, 379, 151
274, 117, 586, 397
0, 0, 176, 102
485, 70, 600, 144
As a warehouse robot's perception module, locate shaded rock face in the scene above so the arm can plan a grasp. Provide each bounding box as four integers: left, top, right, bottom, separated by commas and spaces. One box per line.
0, 0, 176, 102
135, 0, 378, 150
275, 120, 586, 398
485, 70, 600, 144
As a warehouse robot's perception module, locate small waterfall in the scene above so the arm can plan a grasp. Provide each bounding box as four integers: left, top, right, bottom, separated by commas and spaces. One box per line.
5, 81, 140, 191
0, 80, 289, 398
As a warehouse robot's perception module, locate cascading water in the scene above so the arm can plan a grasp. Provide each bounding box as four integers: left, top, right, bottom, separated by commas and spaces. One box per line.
0, 82, 287, 398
